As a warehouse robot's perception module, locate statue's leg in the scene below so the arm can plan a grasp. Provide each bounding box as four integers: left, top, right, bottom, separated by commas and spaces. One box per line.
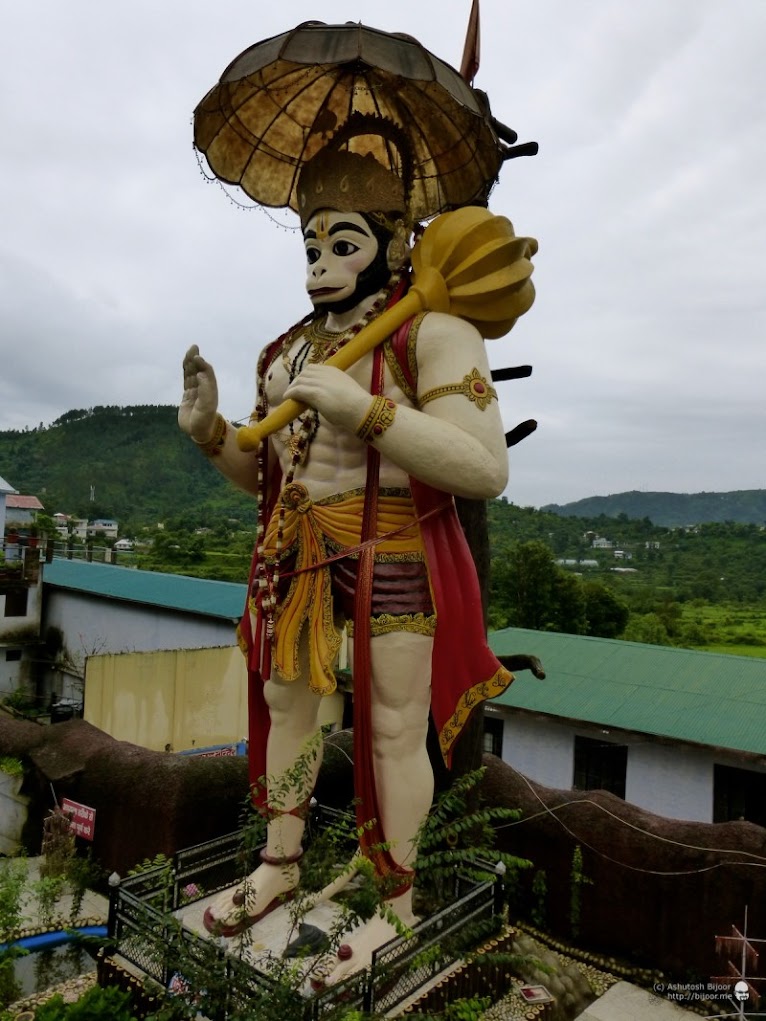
204, 649, 322, 937
316, 631, 433, 982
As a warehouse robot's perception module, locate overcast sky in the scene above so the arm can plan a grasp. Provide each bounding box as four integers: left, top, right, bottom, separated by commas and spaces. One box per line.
1, 1, 763, 508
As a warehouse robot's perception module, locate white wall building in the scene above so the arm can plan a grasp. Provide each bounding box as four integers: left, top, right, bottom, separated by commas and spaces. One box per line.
488, 627, 766, 827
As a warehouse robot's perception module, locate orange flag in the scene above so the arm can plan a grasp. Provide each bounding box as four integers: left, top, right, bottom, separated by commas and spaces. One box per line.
460, 0, 481, 83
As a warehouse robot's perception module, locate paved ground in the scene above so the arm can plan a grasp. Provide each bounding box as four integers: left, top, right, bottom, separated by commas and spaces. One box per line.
10, 863, 731, 1020
16, 856, 109, 931
574, 981, 724, 1020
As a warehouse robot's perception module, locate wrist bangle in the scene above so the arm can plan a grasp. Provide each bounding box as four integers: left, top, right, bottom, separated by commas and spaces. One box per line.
356, 396, 397, 443
193, 413, 227, 456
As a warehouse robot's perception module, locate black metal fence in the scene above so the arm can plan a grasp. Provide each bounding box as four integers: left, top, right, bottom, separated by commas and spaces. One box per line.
109, 822, 504, 1019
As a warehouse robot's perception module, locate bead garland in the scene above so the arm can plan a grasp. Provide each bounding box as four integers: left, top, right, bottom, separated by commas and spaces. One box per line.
253, 271, 405, 639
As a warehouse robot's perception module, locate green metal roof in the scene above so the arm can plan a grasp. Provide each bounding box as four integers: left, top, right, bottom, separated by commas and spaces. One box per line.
489, 627, 766, 757
43, 559, 247, 622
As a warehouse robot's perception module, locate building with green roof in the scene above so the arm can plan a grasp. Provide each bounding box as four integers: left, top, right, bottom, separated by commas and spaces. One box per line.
41, 559, 247, 702
37, 561, 766, 827
487, 627, 766, 826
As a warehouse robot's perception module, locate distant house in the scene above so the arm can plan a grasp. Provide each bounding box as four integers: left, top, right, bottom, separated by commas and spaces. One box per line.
4, 494, 44, 529
50, 515, 120, 542
88, 518, 118, 539
0, 476, 44, 696
0, 475, 14, 539
488, 627, 766, 826
52, 515, 91, 541
591, 537, 613, 549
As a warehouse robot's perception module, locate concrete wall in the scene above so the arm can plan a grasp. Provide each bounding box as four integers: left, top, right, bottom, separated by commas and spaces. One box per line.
498, 711, 576, 790
1, 547, 44, 696
44, 589, 238, 669
495, 707, 765, 825
625, 740, 713, 822
0, 769, 30, 856
84, 645, 344, 752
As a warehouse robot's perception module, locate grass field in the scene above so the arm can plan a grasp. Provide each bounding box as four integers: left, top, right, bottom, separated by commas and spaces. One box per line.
678, 601, 766, 657
697, 643, 766, 659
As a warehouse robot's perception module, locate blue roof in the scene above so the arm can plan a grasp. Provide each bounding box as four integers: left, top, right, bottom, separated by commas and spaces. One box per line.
43, 558, 247, 622
489, 627, 766, 756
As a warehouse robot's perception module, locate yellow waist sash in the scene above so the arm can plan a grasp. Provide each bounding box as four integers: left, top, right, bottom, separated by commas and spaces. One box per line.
259, 484, 424, 693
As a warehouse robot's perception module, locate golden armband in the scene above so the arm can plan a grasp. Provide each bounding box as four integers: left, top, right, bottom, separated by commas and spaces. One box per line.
356, 396, 398, 443
418, 368, 497, 410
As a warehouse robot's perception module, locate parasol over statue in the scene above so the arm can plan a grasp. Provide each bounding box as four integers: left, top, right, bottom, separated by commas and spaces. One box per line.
193, 20, 535, 221
193, 20, 538, 450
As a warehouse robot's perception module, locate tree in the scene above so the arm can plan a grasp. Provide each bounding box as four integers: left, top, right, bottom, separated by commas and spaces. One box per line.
582, 582, 629, 638
491, 540, 587, 635
623, 612, 672, 646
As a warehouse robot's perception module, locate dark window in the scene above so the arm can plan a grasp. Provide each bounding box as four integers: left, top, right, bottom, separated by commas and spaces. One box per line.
5, 649, 22, 662
483, 717, 504, 757
4, 588, 28, 617
573, 735, 627, 799
714, 765, 766, 827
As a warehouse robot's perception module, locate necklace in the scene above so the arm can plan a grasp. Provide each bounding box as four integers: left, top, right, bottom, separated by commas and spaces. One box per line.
252, 269, 407, 638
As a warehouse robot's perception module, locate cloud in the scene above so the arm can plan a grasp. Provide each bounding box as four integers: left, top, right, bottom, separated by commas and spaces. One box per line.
1, 0, 764, 508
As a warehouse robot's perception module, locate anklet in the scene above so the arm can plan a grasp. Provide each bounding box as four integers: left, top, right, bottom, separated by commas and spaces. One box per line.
259, 846, 304, 867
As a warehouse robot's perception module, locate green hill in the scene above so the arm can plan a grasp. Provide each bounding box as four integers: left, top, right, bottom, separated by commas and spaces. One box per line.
543, 490, 766, 527
0, 406, 256, 532
2, 406, 764, 534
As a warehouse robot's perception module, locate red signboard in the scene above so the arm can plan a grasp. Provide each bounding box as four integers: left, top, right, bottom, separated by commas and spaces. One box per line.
62, 798, 96, 841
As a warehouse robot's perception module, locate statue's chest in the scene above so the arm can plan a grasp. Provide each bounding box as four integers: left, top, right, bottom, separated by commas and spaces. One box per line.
263, 336, 376, 408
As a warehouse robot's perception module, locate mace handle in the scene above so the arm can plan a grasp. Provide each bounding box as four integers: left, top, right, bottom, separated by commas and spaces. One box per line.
236, 288, 429, 451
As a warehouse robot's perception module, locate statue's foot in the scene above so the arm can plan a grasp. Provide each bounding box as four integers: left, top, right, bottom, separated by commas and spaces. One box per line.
309, 904, 417, 988
203, 861, 300, 939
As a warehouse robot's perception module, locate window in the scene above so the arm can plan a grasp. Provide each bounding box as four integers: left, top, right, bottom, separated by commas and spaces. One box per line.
573, 735, 627, 799
483, 717, 504, 757
5, 650, 22, 662
4, 588, 28, 617
714, 765, 766, 827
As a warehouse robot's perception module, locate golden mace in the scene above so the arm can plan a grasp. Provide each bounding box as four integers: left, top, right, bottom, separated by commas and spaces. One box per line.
236, 207, 537, 451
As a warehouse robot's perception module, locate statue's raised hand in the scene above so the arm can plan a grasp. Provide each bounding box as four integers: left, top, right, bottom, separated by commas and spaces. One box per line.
179, 345, 220, 442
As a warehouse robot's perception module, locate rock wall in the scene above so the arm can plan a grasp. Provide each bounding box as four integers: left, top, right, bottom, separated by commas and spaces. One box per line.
0, 715, 249, 876
0, 768, 30, 855
3, 715, 765, 981
482, 755, 766, 980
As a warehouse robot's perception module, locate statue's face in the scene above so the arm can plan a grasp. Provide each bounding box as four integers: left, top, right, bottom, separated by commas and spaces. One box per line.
303, 211, 379, 309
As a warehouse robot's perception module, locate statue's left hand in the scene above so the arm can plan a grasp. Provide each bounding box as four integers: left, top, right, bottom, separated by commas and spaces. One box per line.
283, 364, 371, 433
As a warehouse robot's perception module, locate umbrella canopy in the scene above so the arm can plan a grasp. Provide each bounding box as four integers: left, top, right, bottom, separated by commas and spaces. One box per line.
193, 21, 507, 221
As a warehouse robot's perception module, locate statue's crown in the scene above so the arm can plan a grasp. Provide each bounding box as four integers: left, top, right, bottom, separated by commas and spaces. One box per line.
297, 149, 405, 227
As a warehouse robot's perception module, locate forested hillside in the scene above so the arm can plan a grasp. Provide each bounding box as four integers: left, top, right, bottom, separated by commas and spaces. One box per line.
0, 406, 255, 531
3, 406, 763, 530
3, 406, 766, 655
544, 489, 766, 527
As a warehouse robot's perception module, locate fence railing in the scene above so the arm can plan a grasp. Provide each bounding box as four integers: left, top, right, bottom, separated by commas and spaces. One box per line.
110, 817, 504, 1020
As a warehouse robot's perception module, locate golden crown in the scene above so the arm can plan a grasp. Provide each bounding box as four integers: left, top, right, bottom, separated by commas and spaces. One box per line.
297, 149, 406, 228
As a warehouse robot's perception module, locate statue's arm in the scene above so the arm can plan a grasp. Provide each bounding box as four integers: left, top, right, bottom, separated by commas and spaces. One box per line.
283, 313, 509, 500
178, 345, 260, 497
403, 311, 509, 497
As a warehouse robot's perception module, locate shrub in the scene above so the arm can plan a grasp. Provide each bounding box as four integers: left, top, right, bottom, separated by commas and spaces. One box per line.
34, 984, 138, 1020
